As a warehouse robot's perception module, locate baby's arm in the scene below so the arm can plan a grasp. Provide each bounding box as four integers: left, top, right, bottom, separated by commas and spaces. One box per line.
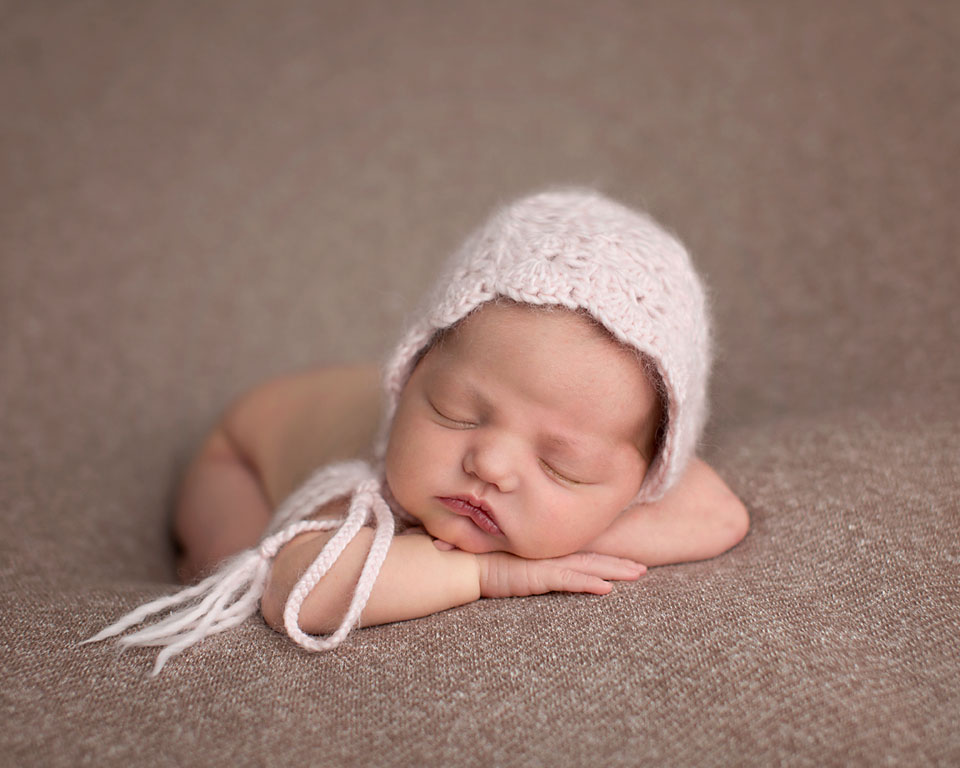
583, 458, 749, 566
261, 528, 644, 633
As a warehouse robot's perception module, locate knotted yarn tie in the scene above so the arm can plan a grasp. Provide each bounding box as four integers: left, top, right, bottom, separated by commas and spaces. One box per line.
283, 477, 396, 651
267, 460, 377, 535
82, 460, 392, 675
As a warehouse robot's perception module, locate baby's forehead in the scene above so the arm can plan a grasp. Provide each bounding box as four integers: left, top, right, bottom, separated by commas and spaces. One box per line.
434, 303, 644, 386
422, 301, 662, 454
437, 300, 615, 352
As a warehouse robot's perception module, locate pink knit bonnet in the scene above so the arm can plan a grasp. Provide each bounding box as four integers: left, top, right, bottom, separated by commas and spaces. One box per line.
379, 187, 711, 503
84, 188, 711, 674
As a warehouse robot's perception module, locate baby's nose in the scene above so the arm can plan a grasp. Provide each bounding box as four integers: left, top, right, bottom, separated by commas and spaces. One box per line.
462, 435, 520, 493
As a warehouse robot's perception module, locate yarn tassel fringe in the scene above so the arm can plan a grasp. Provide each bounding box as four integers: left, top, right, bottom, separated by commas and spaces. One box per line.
81, 460, 393, 676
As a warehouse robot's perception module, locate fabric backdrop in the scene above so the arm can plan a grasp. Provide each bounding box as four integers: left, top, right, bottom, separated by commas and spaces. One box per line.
2, 1, 958, 766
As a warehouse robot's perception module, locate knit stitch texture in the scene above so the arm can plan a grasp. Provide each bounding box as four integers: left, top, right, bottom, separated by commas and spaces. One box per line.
382, 187, 711, 502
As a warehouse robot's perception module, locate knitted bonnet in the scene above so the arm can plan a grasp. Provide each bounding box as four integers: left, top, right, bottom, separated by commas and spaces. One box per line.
379, 187, 711, 503
84, 188, 711, 674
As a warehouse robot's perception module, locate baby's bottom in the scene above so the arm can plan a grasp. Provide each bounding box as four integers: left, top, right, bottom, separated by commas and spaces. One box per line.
173, 428, 272, 582
173, 364, 384, 583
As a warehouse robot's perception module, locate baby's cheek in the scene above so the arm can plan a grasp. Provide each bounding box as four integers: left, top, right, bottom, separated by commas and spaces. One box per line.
385, 427, 437, 509
557, 496, 622, 552
384, 444, 415, 507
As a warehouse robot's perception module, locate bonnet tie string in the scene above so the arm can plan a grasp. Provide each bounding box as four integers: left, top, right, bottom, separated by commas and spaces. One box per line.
282, 477, 394, 650
81, 460, 393, 676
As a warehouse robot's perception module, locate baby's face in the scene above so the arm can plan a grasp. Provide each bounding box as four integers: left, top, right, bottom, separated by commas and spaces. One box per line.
384, 302, 660, 559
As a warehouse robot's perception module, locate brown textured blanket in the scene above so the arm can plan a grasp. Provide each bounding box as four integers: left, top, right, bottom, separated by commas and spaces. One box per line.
2, 1, 958, 765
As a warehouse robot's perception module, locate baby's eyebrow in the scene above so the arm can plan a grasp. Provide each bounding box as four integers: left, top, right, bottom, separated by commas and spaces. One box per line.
540, 432, 602, 464
542, 432, 585, 453
453, 381, 491, 412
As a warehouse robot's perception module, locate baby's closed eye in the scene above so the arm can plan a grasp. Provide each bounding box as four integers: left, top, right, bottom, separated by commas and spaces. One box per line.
539, 459, 588, 486
428, 399, 477, 428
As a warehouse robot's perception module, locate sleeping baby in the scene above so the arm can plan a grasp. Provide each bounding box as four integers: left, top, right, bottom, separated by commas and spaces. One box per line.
85, 188, 748, 674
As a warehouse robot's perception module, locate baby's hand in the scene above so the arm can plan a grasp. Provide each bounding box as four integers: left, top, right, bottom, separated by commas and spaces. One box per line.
476, 551, 646, 599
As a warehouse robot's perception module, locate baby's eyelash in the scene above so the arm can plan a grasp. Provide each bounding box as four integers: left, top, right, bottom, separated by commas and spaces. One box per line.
540, 459, 582, 486
429, 401, 476, 428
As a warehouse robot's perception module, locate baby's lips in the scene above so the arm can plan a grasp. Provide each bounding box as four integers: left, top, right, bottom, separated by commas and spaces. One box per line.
433, 539, 457, 551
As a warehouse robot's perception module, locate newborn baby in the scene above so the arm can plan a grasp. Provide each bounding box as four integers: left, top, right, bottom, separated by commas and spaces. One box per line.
87, 188, 748, 673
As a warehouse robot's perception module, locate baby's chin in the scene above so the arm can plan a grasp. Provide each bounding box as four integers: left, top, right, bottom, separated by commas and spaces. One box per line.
419, 523, 505, 555
417, 515, 573, 558
426, 532, 564, 559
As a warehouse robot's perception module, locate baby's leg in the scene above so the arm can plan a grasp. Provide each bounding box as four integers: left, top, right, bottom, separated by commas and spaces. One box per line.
173, 427, 272, 583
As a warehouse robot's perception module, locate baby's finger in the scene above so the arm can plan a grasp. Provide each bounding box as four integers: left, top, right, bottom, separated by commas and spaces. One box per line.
555, 553, 646, 581
546, 567, 613, 596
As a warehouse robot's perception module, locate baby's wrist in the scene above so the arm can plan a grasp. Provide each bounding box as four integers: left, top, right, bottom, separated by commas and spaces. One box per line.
425, 537, 483, 601
474, 552, 485, 596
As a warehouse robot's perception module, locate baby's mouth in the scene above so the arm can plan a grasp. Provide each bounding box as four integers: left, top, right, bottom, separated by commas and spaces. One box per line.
437, 495, 504, 536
